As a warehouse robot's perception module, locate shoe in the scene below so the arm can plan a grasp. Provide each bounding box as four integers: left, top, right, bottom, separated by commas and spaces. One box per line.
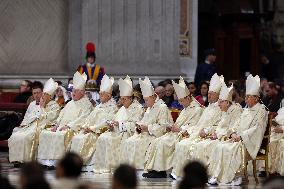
231, 177, 242, 186
13, 162, 22, 168
144, 171, 167, 178
142, 170, 156, 178
258, 171, 266, 177
46, 166, 55, 170
158, 171, 167, 178
208, 177, 218, 185
142, 172, 149, 178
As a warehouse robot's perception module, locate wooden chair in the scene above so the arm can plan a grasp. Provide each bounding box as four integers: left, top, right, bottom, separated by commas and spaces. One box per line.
245, 113, 275, 184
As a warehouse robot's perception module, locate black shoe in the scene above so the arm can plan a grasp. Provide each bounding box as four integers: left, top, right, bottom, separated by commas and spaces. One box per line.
146, 171, 167, 178
46, 166, 55, 170
142, 172, 149, 178
13, 163, 21, 168
258, 171, 266, 177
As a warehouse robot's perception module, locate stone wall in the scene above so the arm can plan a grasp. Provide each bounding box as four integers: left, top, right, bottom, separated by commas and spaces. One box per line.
0, 0, 198, 87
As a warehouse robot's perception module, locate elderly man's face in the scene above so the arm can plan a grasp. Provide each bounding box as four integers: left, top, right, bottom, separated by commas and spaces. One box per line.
99, 91, 112, 103
42, 93, 51, 103
144, 95, 156, 108
178, 95, 192, 108
72, 89, 85, 101
245, 95, 258, 108
155, 86, 165, 99
218, 100, 230, 112
120, 96, 133, 108
20, 81, 30, 93
208, 91, 219, 103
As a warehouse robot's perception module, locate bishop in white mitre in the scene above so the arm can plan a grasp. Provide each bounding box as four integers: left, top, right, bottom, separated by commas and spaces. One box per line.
70, 74, 118, 165
142, 77, 204, 178
120, 77, 173, 169
170, 73, 223, 179
9, 78, 60, 163
269, 107, 284, 175
208, 74, 268, 186
191, 83, 243, 167
93, 76, 144, 173
37, 72, 93, 167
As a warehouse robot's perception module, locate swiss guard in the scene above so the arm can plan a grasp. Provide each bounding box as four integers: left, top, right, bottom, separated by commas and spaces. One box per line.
77, 42, 105, 90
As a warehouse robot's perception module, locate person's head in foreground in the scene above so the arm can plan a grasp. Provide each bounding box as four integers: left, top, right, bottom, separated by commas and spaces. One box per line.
263, 175, 284, 189
112, 164, 137, 189
20, 161, 50, 189
178, 161, 208, 189
56, 152, 83, 179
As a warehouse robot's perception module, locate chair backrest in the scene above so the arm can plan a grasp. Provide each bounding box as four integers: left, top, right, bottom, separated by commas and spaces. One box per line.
170, 109, 181, 122
259, 113, 276, 155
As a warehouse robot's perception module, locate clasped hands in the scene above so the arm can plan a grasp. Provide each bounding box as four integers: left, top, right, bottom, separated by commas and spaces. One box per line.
230, 133, 241, 142
166, 125, 189, 137
50, 125, 69, 132
136, 123, 148, 133
199, 129, 218, 140
107, 121, 119, 131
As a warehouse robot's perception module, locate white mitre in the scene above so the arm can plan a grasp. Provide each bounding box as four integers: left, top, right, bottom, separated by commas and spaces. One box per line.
73, 71, 87, 90
118, 75, 133, 96
43, 78, 58, 96
209, 73, 224, 93
139, 76, 155, 97
100, 74, 114, 93
172, 76, 190, 99
245, 74, 260, 96
219, 83, 234, 102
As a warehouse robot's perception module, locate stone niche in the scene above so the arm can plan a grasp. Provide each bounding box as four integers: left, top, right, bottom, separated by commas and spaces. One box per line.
0, 0, 198, 87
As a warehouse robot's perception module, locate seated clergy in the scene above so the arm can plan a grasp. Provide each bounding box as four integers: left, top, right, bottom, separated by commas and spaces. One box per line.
37, 72, 93, 167
143, 77, 204, 178
120, 77, 173, 169
170, 73, 223, 179
70, 74, 117, 165
9, 78, 60, 163
208, 74, 268, 186
93, 76, 144, 173
269, 107, 284, 174
191, 83, 243, 167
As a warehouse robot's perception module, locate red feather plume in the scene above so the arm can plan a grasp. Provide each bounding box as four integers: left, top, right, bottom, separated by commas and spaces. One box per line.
86, 42, 96, 52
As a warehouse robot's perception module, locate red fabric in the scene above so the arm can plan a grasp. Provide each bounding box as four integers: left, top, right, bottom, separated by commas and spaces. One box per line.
171, 110, 180, 122
195, 95, 205, 106
0, 140, 8, 147
0, 92, 28, 112
0, 102, 27, 111
0, 92, 19, 103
